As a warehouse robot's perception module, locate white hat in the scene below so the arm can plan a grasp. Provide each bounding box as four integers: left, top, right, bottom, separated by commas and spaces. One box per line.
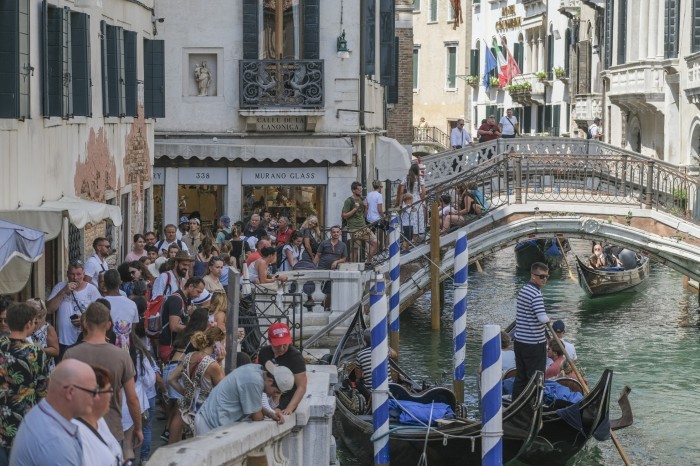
192, 289, 212, 305
264, 360, 295, 393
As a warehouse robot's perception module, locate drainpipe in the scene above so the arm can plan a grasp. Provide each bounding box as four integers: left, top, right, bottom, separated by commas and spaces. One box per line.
359, 0, 368, 195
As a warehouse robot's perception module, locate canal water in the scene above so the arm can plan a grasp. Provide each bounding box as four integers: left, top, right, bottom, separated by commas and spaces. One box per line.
337, 239, 700, 465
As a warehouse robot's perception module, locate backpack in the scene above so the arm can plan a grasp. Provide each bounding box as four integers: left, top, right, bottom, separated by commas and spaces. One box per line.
144, 273, 173, 338
221, 229, 233, 242
156, 239, 183, 253
276, 245, 287, 269
586, 125, 594, 140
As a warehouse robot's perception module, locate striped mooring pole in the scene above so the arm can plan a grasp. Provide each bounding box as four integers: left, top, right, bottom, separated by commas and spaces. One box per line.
481, 324, 503, 466
453, 230, 468, 403
388, 213, 400, 355
370, 273, 390, 466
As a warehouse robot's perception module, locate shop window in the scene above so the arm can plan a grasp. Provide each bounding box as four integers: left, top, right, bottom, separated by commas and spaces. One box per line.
178, 185, 225, 234
243, 186, 325, 229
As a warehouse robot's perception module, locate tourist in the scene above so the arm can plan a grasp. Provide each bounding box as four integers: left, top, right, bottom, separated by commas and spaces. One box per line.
439, 194, 465, 232
589, 243, 607, 268
84, 237, 111, 284
10, 359, 96, 466
0, 297, 12, 337
257, 322, 307, 415
457, 181, 485, 216
103, 270, 140, 349
247, 246, 288, 287
299, 215, 321, 263
477, 115, 501, 142
512, 262, 551, 399
399, 193, 416, 252
395, 164, 426, 244
245, 237, 271, 267
275, 216, 294, 245
499, 108, 520, 138
314, 226, 347, 271
64, 302, 143, 447
545, 344, 565, 379
144, 231, 158, 248
202, 255, 225, 293
243, 214, 267, 241
158, 277, 206, 362
122, 337, 155, 463
27, 298, 58, 373
208, 290, 228, 330
155, 224, 189, 256
151, 251, 194, 299
194, 361, 293, 435
72, 365, 124, 466
167, 327, 225, 442
279, 232, 303, 272
46, 261, 103, 358
124, 234, 147, 262
127, 260, 155, 295
227, 226, 251, 270
342, 181, 377, 266
551, 319, 577, 361
450, 118, 475, 149
182, 217, 205, 254
0, 303, 49, 461
214, 215, 233, 246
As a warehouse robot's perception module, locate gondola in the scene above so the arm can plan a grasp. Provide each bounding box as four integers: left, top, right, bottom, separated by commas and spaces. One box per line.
575, 254, 650, 296
331, 309, 544, 465
508, 369, 618, 466
515, 237, 570, 270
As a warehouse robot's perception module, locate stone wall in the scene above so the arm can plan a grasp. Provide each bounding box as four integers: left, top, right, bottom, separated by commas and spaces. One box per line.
386, 2, 414, 146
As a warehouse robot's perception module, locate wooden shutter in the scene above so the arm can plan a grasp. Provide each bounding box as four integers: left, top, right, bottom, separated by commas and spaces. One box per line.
116, 27, 125, 116
100, 20, 109, 116
564, 29, 571, 75
513, 43, 522, 72
413, 47, 419, 89
144, 39, 165, 118
693, 0, 700, 53
546, 34, 554, 79
70, 12, 91, 117
552, 104, 560, 136
242, 0, 258, 59
124, 30, 137, 117
470, 48, 479, 76
664, 0, 680, 59
363, 0, 376, 75
0, 0, 30, 119
537, 106, 544, 133
303, 0, 320, 59
523, 106, 531, 134
430, 0, 437, 21
604, 0, 614, 69
61, 8, 72, 118
380, 0, 395, 86
577, 40, 591, 94
617, 0, 627, 65
387, 36, 398, 104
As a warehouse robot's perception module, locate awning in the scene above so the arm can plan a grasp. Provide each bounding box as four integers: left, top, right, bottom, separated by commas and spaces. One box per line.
0, 220, 45, 294
0, 195, 122, 240
376, 136, 411, 182
155, 137, 354, 165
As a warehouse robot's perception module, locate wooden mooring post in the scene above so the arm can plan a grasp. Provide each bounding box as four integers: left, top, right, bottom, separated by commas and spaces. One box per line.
430, 200, 441, 331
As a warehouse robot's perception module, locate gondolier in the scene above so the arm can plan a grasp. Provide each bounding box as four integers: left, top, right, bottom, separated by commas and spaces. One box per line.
512, 262, 551, 399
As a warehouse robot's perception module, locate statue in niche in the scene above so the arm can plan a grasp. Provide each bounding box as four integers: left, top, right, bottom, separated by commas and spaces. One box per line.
194, 61, 212, 96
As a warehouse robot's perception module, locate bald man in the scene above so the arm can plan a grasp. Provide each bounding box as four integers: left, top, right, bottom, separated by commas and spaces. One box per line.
10, 359, 97, 466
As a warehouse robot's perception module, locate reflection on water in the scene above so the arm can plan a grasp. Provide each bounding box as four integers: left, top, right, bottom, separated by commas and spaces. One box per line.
337, 240, 700, 465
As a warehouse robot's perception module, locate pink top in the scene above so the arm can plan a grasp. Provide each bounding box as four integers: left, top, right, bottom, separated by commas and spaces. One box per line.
124, 250, 146, 262
545, 355, 565, 379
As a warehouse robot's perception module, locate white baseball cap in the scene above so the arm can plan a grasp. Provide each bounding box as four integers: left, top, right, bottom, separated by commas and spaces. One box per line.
264, 360, 295, 393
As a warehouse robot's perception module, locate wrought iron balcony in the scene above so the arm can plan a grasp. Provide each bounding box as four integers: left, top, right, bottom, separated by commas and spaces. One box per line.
239, 59, 324, 109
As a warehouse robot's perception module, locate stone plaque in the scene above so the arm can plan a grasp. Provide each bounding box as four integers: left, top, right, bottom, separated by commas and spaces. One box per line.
255, 116, 306, 132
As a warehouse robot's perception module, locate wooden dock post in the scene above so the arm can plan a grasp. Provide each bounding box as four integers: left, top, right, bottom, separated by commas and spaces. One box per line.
430, 200, 441, 331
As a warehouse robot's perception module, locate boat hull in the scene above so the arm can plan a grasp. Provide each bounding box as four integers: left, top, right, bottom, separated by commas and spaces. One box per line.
515, 238, 569, 271
576, 255, 650, 296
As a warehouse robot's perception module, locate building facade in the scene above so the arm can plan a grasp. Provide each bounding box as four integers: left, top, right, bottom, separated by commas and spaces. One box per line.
0, 0, 160, 296
154, 0, 407, 232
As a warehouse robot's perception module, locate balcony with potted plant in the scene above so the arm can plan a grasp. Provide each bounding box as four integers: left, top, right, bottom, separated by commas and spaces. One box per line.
489, 76, 502, 90
553, 66, 568, 83
464, 75, 480, 89
506, 74, 545, 105
535, 71, 549, 85
505, 82, 532, 104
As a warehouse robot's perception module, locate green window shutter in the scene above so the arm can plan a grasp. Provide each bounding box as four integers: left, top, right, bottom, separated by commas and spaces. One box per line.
42, 0, 50, 116
70, 12, 91, 117
564, 29, 571, 76
546, 34, 553, 79
523, 106, 531, 134
447, 46, 456, 88
242, 0, 258, 59
124, 30, 137, 117
693, 0, 700, 53
100, 20, 109, 116
552, 104, 560, 136
144, 38, 165, 118
513, 43, 521, 72
413, 47, 419, 89
18, 0, 30, 119
536, 106, 544, 132
61, 7, 72, 118
303, 0, 320, 59
430, 0, 437, 21
0, 0, 30, 119
544, 104, 552, 133
617, 0, 627, 64
664, 0, 680, 58
380, 0, 395, 86
44, 4, 69, 117
470, 48, 479, 77
106, 25, 117, 116
414, 0, 420, 10
363, 0, 376, 75
387, 36, 399, 103
116, 27, 125, 116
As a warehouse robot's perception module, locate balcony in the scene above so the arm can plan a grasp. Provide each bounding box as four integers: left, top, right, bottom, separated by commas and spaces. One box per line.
239, 59, 324, 109
507, 73, 546, 105
684, 52, 700, 104
559, 0, 581, 19
604, 60, 666, 113
574, 93, 603, 126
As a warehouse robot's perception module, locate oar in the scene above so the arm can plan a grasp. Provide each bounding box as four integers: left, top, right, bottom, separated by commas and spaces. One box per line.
475, 260, 483, 272
547, 322, 632, 466
555, 236, 577, 282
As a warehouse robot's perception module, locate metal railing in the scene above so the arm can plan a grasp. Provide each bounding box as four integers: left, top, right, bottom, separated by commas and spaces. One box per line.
239, 59, 324, 109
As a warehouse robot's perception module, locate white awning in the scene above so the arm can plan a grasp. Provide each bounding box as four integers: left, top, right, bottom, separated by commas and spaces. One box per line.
0, 220, 45, 294
376, 136, 411, 182
155, 137, 354, 165
0, 196, 122, 239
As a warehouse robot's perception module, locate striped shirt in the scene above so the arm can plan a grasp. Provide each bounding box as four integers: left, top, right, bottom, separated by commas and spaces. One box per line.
514, 282, 549, 344
356, 347, 373, 387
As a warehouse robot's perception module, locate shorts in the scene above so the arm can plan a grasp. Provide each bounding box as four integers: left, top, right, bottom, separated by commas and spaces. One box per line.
351, 228, 377, 242
161, 361, 183, 400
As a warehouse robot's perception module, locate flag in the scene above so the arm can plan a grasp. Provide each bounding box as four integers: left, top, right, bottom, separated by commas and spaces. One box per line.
492, 38, 508, 88
483, 43, 497, 91
451, 0, 463, 30
504, 46, 521, 84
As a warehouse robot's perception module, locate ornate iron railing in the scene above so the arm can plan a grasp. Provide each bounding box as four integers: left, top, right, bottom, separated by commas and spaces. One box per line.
239, 59, 324, 109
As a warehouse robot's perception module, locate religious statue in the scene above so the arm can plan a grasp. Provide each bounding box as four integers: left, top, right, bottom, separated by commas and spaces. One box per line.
194, 61, 212, 96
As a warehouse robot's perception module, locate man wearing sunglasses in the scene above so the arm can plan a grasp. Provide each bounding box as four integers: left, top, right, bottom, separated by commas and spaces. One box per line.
512, 262, 551, 399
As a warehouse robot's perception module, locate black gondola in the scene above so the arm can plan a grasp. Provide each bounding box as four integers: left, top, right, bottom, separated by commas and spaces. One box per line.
515, 237, 570, 270
576, 254, 650, 296
331, 309, 545, 465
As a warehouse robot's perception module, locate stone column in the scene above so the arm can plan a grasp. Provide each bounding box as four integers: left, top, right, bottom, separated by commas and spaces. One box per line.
655, 0, 664, 58
647, 0, 658, 59
538, 32, 545, 73
638, 0, 648, 60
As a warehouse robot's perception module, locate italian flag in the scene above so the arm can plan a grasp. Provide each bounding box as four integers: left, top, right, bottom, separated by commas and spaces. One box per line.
493, 38, 521, 87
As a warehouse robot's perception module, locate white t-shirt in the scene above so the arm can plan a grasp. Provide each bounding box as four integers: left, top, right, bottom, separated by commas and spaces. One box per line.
366, 190, 384, 223
499, 115, 519, 136
48, 282, 102, 345
588, 123, 601, 139
103, 295, 139, 349
450, 127, 473, 147
84, 254, 109, 283
72, 417, 123, 466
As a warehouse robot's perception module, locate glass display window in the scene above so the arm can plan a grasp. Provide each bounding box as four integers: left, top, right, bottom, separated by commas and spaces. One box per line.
242, 185, 325, 229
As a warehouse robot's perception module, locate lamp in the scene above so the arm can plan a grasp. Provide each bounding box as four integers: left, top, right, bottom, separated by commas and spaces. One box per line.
337, 30, 350, 59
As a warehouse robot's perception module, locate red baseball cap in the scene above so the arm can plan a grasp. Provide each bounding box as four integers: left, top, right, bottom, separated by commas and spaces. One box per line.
268, 322, 292, 346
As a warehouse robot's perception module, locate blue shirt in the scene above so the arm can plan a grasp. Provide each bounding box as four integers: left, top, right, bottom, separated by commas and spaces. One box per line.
197, 364, 264, 430
10, 399, 83, 466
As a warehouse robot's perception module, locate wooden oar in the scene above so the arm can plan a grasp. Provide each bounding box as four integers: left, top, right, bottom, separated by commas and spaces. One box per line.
555, 236, 577, 282
475, 260, 483, 272
547, 322, 632, 466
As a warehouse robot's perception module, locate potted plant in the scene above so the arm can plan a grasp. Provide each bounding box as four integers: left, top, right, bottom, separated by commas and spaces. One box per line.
536, 71, 548, 81
505, 82, 532, 95
553, 67, 566, 79
465, 75, 480, 88
489, 76, 501, 89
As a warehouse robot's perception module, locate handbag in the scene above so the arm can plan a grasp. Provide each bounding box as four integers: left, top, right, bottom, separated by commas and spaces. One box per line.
241, 261, 253, 296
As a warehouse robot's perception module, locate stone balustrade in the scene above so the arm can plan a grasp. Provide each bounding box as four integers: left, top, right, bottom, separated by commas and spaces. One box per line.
146, 365, 338, 466
605, 61, 666, 112
574, 93, 603, 122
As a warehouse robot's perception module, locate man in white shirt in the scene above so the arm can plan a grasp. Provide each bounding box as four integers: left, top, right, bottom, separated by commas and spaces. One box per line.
551, 319, 577, 361
366, 180, 384, 224
155, 224, 189, 256
499, 108, 520, 139
450, 119, 475, 149
83, 237, 111, 284
102, 270, 140, 349
588, 117, 603, 140
151, 251, 194, 299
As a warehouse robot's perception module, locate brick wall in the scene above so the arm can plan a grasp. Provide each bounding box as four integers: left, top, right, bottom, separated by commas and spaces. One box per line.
387, 2, 414, 146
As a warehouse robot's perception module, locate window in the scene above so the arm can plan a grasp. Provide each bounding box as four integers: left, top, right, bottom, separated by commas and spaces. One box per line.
617, 0, 627, 65
546, 33, 554, 79
564, 29, 571, 76
70, 12, 92, 117
101, 22, 135, 117
430, 0, 437, 22
604, 0, 614, 69
446, 46, 457, 89
43, 3, 71, 118
448, 1, 455, 21
124, 31, 137, 117
514, 41, 524, 72
470, 48, 479, 77
413, 47, 420, 90
261, 0, 302, 59
144, 39, 165, 118
694, 0, 700, 53
664, 0, 680, 58
414, 0, 420, 11
0, 0, 30, 119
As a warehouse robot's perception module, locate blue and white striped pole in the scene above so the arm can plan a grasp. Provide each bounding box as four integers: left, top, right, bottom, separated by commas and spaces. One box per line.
481, 324, 503, 466
453, 231, 468, 403
388, 213, 400, 355
370, 273, 390, 466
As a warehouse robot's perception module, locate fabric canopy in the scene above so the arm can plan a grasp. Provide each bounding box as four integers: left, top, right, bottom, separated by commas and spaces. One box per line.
0, 220, 45, 294
376, 136, 411, 182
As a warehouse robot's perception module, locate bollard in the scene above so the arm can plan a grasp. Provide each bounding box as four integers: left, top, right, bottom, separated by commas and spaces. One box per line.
370, 273, 390, 466
453, 231, 468, 403
481, 324, 503, 466
388, 213, 400, 356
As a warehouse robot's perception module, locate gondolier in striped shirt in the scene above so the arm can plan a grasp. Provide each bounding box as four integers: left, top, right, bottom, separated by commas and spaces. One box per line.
512, 262, 551, 398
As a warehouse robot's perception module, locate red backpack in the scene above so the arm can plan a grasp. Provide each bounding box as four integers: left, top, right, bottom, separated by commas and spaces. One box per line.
144, 273, 174, 338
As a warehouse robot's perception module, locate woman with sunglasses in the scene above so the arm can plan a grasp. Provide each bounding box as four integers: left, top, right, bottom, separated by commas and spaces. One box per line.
202, 256, 225, 293
73, 364, 123, 466
27, 298, 58, 373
